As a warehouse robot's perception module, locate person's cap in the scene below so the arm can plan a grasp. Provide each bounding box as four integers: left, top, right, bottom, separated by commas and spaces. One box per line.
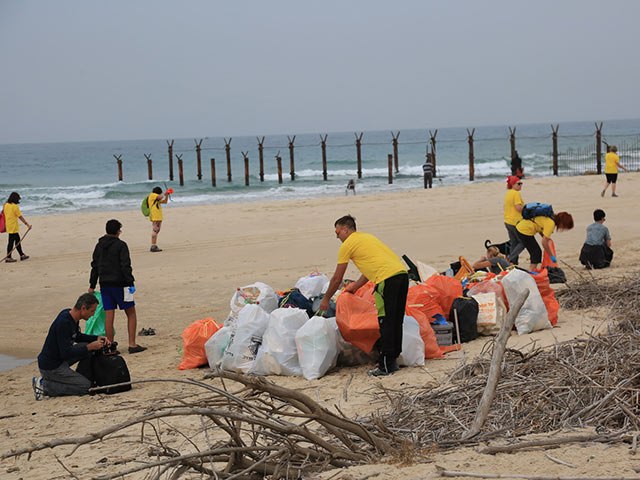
507, 176, 520, 188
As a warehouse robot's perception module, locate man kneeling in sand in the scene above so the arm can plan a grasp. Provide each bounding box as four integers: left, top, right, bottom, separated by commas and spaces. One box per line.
32, 293, 110, 400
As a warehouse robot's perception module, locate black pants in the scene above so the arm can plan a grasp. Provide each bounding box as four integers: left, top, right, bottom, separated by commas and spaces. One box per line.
518, 232, 542, 265
580, 243, 613, 269
374, 273, 409, 363
7, 233, 24, 257
423, 173, 432, 189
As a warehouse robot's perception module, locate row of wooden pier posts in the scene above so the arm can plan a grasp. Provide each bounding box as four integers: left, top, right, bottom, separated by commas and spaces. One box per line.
113, 123, 608, 185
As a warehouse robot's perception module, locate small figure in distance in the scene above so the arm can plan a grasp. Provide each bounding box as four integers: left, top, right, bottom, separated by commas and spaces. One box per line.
148, 186, 170, 252
473, 246, 511, 274
346, 179, 356, 196
601, 146, 627, 198
511, 150, 524, 178
3, 191, 32, 263
423, 153, 433, 189
579, 209, 613, 269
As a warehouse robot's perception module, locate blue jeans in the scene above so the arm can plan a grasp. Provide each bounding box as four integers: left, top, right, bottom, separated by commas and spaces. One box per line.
40, 353, 92, 397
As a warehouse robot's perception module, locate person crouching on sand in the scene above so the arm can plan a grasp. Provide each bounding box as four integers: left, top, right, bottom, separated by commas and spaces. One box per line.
516, 211, 574, 271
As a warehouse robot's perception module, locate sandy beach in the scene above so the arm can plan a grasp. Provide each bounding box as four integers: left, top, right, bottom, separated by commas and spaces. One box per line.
1, 173, 639, 479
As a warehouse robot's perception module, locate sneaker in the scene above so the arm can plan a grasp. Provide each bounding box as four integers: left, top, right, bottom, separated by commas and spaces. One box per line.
5, 257, 16, 263
20, 254, 29, 261
601, 190, 605, 197
128, 345, 147, 354
150, 245, 162, 252
368, 367, 394, 377
32, 376, 45, 401
612, 193, 619, 197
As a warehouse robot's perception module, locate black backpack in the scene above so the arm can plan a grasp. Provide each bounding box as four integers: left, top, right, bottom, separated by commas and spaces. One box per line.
77, 350, 132, 394
449, 297, 479, 343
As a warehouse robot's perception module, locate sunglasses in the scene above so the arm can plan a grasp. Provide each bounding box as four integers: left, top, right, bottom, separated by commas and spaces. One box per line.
516, 182, 523, 185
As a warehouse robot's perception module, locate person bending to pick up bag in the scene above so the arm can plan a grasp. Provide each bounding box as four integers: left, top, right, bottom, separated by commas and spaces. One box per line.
32, 293, 111, 400
516, 210, 574, 271
319, 215, 408, 377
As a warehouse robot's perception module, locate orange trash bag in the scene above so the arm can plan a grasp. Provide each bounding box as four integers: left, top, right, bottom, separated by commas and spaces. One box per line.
541, 238, 559, 268
335, 285, 379, 354
530, 269, 559, 326
178, 318, 220, 370
424, 275, 463, 320
405, 284, 444, 359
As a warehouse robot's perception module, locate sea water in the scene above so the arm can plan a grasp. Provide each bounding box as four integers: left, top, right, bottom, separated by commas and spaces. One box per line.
1, 119, 639, 215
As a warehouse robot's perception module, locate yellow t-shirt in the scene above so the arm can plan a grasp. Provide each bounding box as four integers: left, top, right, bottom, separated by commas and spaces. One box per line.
516, 216, 555, 238
604, 152, 620, 174
337, 232, 406, 285
3, 203, 21, 234
148, 192, 163, 221
504, 189, 524, 226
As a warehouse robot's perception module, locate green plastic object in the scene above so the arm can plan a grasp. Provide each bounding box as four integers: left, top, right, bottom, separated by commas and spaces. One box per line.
141, 196, 150, 217
84, 292, 113, 336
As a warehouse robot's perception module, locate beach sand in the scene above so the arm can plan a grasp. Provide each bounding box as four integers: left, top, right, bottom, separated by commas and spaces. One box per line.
1, 173, 639, 479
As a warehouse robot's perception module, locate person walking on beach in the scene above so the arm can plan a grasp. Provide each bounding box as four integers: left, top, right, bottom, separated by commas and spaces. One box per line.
89, 219, 146, 354
318, 215, 408, 376
601, 146, 627, 197
148, 186, 169, 252
3, 192, 32, 263
32, 293, 110, 400
579, 209, 613, 269
516, 211, 574, 271
422, 154, 433, 189
504, 176, 525, 265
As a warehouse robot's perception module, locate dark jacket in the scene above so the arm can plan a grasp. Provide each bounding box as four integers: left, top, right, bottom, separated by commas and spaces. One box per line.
89, 235, 135, 289
38, 309, 98, 370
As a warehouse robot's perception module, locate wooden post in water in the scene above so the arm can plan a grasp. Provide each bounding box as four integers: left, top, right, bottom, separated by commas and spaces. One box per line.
387, 154, 393, 184
210, 158, 216, 187
242, 151, 250, 186
276, 153, 283, 184
391, 131, 400, 173
167, 140, 174, 181
224, 138, 232, 182
194, 139, 203, 181
176, 154, 184, 186
509, 126, 517, 161
595, 122, 603, 174
467, 128, 475, 181
354, 132, 364, 179
551, 124, 559, 176
113, 155, 123, 181
429, 129, 438, 177
320, 134, 328, 181
257, 136, 265, 182
287, 135, 296, 180
144, 154, 153, 180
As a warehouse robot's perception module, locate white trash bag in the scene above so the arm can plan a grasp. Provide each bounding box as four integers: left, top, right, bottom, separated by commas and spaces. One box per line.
205, 326, 232, 368
295, 273, 330, 299
221, 304, 270, 373
250, 308, 309, 376
398, 316, 425, 367
501, 269, 551, 335
295, 316, 339, 380
471, 292, 507, 336
230, 282, 278, 317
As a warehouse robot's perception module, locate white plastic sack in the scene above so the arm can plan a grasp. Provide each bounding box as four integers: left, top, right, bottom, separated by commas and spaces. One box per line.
295, 316, 339, 380
295, 273, 330, 299
250, 308, 309, 376
221, 304, 270, 373
205, 326, 232, 368
230, 282, 278, 316
398, 316, 425, 367
501, 269, 551, 335
416, 261, 437, 283
471, 292, 507, 336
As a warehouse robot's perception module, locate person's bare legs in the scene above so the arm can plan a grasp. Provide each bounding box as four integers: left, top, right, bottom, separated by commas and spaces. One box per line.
104, 309, 116, 343
151, 221, 161, 246
602, 180, 610, 196
124, 306, 138, 348
611, 182, 617, 196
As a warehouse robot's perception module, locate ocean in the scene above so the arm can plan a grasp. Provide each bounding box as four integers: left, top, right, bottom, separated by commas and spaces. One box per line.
2, 119, 639, 215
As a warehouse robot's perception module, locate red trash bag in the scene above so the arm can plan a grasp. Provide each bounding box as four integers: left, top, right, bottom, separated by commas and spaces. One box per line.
542, 238, 558, 268
335, 289, 379, 354
406, 284, 444, 359
424, 275, 463, 320
530, 269, 559, 326
178, 318, 220, 370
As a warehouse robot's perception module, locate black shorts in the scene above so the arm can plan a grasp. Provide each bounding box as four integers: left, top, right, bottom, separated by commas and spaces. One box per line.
605, 173, 618, 184
518, 232, 542, 265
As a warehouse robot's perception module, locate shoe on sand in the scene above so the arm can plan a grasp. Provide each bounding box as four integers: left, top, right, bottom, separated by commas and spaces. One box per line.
601, 190, 605, 197
150, 245, 162, 252
20, 254, 29, 261
612, 193, 619, 197
128, 345, 147, 354
5, 257, 16, 263
368, 367, 394, 377
32, 376, 45, 401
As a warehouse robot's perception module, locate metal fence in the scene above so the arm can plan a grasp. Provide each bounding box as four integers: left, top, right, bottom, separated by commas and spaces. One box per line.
557, 134, 640, 176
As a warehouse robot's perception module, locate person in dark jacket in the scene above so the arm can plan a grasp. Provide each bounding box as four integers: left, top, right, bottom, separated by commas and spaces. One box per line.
32, 293, 110, 400
89, 219, 146, 354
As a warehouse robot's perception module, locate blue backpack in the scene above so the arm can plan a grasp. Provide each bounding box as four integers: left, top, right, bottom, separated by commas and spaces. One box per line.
522, 202, 554, 220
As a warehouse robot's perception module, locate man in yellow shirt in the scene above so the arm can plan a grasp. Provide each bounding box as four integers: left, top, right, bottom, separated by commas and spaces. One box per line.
319, 215, 408, 376
504, 176, 524, 264
601, 146, 627, 198
3, 192, 32, 263
148, 187, 169, 252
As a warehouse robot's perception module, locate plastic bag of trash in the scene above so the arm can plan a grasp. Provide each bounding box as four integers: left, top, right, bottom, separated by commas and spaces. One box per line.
398, 316, 425, 367
333, 318, 376, 366
230, 282, 278, 316
295, 315, 339, 380
221, 304, 270, 373
295, 272, 329, 299
501, 269, 551, 335
250, 308, 308, 376
205, 325, 232, 368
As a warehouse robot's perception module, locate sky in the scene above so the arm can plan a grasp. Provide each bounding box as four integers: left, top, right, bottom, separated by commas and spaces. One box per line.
1, 0, 639, 144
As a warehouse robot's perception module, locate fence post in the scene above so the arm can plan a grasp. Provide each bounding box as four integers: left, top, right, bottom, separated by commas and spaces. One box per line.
177, 154, 184, 186
391, 131, 400, 173
429, 129, 438, 177
551, 124, 559, 176
224, 137, 232, 182
467, 128, 475, 181
595, 122, 603, 174
388, 154, 393, 184
167, 140, 174, 181
113, 155, 123, 182
355, 132, 363, 179
195, 139, 203, 181
144, 154, 153, 180
276, 153, 283, 184
288, 135, 296, 180
257, 136, 265, 182
210, 158, 216, 187
320, 134, 328, 181
509, 126, 517, 161
242, 151, 250, 186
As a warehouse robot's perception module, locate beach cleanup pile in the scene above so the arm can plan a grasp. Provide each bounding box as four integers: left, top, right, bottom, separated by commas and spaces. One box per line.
177, 265, 561, 379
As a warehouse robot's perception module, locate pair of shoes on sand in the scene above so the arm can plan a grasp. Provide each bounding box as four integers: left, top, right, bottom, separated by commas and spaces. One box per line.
32, 376, 45, 401
150, 245, 162, 252
138, 327, 156, 336
367, 357, 400, 377
128, 345, 147, 354
5, 255, 28, 263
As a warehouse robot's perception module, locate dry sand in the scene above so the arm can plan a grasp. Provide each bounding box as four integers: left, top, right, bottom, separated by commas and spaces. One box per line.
1, 173, 639, 479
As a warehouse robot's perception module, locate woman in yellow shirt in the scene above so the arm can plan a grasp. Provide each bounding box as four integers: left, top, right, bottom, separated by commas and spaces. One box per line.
4, 192, 32, 263
148, 186, 169, 252
601, 146, 627, 198
504, 176, 525, 264
516, 212, 573, 271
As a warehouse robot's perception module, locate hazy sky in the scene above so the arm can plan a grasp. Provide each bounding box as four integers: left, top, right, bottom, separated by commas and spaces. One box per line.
1, 0, 638, 144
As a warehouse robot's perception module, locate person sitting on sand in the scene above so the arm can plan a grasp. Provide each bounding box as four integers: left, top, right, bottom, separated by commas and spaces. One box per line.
516, 211, 574, 271
32, 293, 110, 400
473, 246, 511, 274
579, 209, 613, 269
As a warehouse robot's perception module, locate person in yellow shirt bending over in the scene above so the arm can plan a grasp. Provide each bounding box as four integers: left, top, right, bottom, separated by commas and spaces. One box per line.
601, 146, 627, 198
504, 176, 525, 265
319, 215, 408, 377
516, 212, 574, 271
3, 192, 32, 263
147, 187, 169, 252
